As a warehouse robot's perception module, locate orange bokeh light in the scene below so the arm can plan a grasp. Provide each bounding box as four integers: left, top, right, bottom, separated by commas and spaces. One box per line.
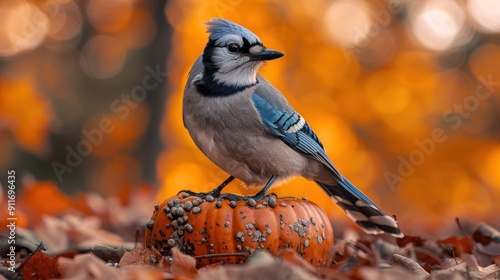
0, 77, 53, 156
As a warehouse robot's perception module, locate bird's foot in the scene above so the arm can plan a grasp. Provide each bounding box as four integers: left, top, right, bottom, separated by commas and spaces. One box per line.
218, 175, 278, 204
176, 175, 235, 199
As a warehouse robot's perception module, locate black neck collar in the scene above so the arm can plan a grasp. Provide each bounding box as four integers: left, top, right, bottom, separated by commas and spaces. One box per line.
195, 70, 257, 97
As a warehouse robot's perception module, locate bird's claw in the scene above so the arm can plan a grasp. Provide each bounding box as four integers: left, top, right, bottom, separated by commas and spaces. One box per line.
176, 175, 235, 199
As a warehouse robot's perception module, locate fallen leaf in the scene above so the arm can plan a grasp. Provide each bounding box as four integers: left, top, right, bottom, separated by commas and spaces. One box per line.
197, 251, 320, 280
92, 244, 127, 264
119, 247, 158, 268
19, 251, 61, 280
397, 235, 426, 248
358, 265, 424, 280
34, 215, 70, 253
439, 236, 473, 256
473, 244, 500, 267
55, 251, 79, 260
412, 242, 443, 270
121, 267, 167, 280
170, 247, 197, 279
19, 181, 73, 226
439, 257, 500, 279
468, 223, 500, 266
58, 253, 121, 279
34, 214, 125, 254
472, 223, 500, 245
429, 270, 466, 280
72, 188, 154, 240
392, 254, 429, 277
461, 252, 480, 271
372, 238, 401, 259
278, 248, 318, 276
64, 214, 123, 248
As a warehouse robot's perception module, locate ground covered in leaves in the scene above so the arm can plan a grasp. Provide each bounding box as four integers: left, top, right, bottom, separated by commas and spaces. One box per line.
1, 181, 500, 279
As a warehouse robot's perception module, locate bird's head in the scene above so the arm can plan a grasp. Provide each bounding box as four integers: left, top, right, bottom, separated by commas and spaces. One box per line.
202, 18, 283, 87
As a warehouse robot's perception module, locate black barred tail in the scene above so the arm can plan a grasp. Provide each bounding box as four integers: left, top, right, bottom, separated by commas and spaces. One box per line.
316, 181, 403, 237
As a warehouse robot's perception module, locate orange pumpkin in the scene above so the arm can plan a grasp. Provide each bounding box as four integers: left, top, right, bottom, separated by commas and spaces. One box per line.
144, 192, 334, 267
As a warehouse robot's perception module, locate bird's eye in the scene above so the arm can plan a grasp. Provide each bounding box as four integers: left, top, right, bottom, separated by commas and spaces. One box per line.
227, 43, 240, 53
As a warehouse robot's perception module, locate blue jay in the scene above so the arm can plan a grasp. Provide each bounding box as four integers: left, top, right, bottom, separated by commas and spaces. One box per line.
182, 18, 402, 237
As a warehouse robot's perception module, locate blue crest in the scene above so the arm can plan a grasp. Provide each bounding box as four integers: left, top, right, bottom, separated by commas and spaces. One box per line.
205, 18, 261, 44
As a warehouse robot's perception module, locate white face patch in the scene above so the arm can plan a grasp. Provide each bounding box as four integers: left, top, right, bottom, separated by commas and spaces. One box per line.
213, 61, 262, 87
208, 34, 265, 87
211, 47, 250, 73
249, 44, 264, 54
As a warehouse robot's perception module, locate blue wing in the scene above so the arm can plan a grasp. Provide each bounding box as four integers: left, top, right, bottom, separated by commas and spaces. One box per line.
252, 93, 338, 175
251, 92, 377, 206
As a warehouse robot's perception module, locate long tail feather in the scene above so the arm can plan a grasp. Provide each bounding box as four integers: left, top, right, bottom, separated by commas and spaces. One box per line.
316, 179, 403, 237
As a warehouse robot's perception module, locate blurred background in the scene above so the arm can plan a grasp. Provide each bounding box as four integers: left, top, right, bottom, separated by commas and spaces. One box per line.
1, 0, 500, 236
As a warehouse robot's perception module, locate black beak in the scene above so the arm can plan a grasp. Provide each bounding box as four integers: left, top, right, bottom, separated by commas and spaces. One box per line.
250, 48, 284, 61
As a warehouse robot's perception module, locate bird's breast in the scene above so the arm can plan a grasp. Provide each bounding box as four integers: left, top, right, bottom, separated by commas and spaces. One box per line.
183, 87, 307, 186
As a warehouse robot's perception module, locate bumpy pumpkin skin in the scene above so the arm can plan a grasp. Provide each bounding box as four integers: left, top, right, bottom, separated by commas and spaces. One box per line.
145, 193, 334, 267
